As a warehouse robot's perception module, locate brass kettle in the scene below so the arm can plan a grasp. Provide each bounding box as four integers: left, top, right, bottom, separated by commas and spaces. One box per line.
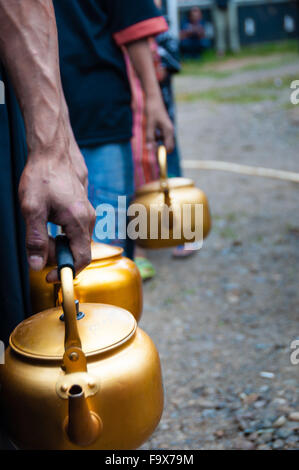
0, 236, 163, 450
30, 241, 143, 322
132, 146, 211, 249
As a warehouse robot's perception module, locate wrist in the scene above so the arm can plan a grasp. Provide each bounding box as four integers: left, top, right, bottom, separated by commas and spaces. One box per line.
25, 83, 72, 154
27, 132, 69, 164
144, 85, 163, 102
26, 111, 71, 161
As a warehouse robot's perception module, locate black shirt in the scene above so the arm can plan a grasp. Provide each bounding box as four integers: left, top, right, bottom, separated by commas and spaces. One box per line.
53, 0, 167, 147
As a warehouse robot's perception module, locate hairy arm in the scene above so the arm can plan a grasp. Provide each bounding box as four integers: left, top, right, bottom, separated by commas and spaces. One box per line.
126, 39, 174, 153
0, 0, 66, 153
0, 0, 95, 280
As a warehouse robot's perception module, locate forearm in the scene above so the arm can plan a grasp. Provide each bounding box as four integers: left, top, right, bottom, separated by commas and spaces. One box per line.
126, 38, 174, 152
0, 1, 93, 275
0, 0, 68, 157
126, 39, 163, 101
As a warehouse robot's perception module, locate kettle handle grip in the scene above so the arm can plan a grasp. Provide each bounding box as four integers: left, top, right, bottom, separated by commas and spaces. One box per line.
56, 235, 76, 280
158, 145, 171, 207
55, 236, 87, 373
158, 144, 168, 182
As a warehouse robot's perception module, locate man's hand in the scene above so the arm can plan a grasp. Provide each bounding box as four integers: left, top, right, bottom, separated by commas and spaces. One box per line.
145, 96, 174, 153
19, 150, 95, 283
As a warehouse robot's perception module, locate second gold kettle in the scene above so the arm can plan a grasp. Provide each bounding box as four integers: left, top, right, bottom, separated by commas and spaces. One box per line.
132, 146, 211, 249
30, 241, 143, 322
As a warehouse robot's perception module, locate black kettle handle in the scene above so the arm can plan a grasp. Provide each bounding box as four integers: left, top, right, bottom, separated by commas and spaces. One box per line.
56, 235, 75, 280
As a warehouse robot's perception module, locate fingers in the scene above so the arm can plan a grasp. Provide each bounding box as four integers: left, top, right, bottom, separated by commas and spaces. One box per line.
47, 236, 56, 265
161, 118, 174, 154
147, 108, 174, 154
46, 201, 95, 283
146, 116, 156, 150
45, 237, 59, 283
21, 201, 49, 271
148, 117, 174, 154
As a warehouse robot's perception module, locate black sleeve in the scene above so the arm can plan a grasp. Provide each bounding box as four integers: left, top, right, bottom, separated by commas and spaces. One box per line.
103, 0, 161, 33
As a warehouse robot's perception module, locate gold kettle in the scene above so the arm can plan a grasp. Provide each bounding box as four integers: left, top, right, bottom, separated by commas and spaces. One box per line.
30, 241, 143, 322
0, 236, 163, 450
132, 146, 211, 249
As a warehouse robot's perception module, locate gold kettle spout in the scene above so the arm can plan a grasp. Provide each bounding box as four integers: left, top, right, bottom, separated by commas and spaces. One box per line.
66, 384, 102, 447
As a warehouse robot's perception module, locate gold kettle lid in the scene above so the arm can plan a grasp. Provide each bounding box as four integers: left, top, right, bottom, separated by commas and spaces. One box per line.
136, 177, 195, 196
10, 303, 136, 361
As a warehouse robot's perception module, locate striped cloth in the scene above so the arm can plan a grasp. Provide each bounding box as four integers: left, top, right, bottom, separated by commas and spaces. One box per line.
124, 43, 160, 189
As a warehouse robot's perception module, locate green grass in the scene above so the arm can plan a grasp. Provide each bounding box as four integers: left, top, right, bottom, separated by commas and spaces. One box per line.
163, 296, 175, 306
177, 86, 278, 104
282, 101, 296, 111
219, 227, 238, 239
226, 212, 238, 223
229, 39, 298, 57
181, 288, 196, 296
181, 40, 299, 77
246, 74, 299, 89
234, 53, 298, 74
177, 73, 299, 104
254, 234, 264, 243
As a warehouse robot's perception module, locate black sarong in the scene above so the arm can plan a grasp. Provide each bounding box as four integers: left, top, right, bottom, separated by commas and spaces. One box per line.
0, 64, 31, 346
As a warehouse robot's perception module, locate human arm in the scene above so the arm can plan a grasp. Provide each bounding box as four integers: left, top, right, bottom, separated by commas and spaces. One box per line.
107, 0, 174, 152
0, 0, 95, 281
126, 39, 174, 152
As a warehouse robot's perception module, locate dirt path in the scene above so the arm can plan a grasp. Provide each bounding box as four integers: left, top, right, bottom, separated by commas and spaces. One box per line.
140, 59, 299, 450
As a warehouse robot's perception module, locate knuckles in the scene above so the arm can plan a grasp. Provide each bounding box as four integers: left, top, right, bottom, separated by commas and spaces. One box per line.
20, 198, 45, 219
67, 202, 93, 226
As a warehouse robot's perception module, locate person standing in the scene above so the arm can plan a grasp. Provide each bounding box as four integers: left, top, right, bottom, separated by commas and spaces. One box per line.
53, 0, 174, 260
0, 0, 95, 346
212, 0, 241, 56
0, 0, 95, 448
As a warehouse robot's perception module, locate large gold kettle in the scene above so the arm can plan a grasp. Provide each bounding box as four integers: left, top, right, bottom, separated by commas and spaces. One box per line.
0, 236, 163, 450
132, 146, 211, 249
30, 241, 143, 322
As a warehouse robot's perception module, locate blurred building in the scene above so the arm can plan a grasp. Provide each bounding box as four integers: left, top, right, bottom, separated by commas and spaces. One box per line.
164, 0, 298, 44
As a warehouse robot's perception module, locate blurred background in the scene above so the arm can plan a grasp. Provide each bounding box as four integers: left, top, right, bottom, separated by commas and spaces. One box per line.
140, 0, 299, 451
165, 0, 298, 45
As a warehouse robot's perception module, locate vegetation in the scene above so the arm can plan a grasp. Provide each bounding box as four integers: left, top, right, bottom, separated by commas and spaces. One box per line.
177, 40, 299, 104
180, 40, 299, 78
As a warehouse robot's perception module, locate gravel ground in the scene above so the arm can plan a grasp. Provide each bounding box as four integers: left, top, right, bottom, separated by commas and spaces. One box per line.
140, 60, 299, 450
